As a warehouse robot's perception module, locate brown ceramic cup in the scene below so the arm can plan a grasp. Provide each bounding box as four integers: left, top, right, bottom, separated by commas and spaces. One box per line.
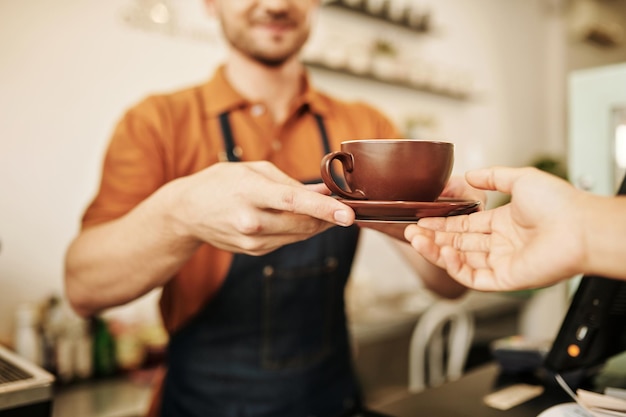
320, 139, 454, 201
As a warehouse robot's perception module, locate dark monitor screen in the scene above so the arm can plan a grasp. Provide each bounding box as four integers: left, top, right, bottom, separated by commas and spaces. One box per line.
543, 174, 626, 375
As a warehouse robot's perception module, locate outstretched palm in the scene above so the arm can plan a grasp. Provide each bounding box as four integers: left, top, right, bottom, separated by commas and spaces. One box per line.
407, 167, 586, 291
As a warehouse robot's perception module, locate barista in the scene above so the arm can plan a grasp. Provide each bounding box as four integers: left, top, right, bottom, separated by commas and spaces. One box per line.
64, 1, 482, 416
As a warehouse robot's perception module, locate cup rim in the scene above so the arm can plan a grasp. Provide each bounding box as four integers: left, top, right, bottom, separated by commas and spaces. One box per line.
341, 139, 453, 146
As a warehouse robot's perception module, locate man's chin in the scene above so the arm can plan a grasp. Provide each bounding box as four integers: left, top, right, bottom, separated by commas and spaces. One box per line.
253, 55, 292, 67
248, 38, 308, 67
244, 48, 298, 67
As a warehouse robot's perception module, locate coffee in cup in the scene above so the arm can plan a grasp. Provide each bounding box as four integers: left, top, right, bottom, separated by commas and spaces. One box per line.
320, 139, 454, 201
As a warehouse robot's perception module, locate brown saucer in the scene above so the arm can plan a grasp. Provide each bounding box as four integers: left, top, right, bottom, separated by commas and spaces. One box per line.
338, 198, 481, 223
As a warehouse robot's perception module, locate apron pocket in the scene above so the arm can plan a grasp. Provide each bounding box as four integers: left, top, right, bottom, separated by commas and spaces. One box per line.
261, 257, 339, 370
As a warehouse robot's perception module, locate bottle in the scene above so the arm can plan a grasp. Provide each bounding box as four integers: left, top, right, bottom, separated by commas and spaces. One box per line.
92, 316, 117, 377
73, 317, 94, 380
53, 309, 95, 384
14, 303, 43, 366
55, 328, 74, 383
40, 295, 64, 374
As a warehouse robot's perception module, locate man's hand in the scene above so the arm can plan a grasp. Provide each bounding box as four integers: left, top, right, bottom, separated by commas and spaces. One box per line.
168, 161, 355, 255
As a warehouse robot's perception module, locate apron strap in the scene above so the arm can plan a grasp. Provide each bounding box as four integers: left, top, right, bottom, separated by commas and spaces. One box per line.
313, 113, 332, 155
218, 111, 332, 166
218, 112, 239, 162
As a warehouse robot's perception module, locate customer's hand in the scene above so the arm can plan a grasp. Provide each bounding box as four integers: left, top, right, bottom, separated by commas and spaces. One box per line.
404, 167, 587, 291
168, 161, 355, 255
359, 175, 487, 240
358, 175, 486, 300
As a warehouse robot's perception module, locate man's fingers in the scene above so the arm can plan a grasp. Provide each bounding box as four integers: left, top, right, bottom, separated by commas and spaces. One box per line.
305, 182, 332, 195
245, 162, 354, 226
216, 224, 336, 255
256, 181, 355, 226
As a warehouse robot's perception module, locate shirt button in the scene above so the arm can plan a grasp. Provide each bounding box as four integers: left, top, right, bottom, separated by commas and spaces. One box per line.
251, 104, 265, 117
325, 257, 338, 269
262, 265, 274, 277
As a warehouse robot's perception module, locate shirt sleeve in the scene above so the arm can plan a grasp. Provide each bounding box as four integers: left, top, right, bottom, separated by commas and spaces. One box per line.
81, 96, 170, 229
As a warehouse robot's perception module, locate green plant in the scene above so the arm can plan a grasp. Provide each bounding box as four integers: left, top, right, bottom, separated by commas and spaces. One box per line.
531, 155, 568, 180
372, 39, 397, 56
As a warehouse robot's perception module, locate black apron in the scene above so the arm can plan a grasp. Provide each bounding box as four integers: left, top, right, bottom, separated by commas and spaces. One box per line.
161, 112, 362, 417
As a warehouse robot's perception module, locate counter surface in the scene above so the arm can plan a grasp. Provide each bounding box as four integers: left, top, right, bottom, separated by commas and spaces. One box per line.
374, 363, 572, 417
52, 376, 152, 417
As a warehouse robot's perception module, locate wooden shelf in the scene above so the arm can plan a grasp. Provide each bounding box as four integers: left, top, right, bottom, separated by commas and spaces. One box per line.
305, 60, 472, 101
317, 1, 473, 101
324, 0, 431, 33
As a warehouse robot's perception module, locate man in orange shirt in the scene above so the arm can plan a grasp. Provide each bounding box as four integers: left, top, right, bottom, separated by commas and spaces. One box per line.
65, 1, 483, 416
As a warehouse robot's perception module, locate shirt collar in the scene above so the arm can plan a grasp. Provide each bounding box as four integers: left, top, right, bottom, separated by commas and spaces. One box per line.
199, 65, 331, 117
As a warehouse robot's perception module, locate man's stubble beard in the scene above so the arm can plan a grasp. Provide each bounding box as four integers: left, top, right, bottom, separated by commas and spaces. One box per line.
233, 36, 308, 68
253, 49, 302, 68
220, 16, 311, 68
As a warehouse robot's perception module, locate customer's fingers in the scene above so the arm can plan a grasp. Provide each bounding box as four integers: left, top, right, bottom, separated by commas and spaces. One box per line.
465, 166, 534, 194
439, 176, 487, 205
417, 211, 494, 234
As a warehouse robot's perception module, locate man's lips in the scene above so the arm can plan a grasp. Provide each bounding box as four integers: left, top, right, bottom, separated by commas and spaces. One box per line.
253, 19, 296, 34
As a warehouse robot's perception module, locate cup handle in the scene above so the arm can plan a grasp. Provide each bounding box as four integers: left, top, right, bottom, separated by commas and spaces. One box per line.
320, 151, 367, 200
